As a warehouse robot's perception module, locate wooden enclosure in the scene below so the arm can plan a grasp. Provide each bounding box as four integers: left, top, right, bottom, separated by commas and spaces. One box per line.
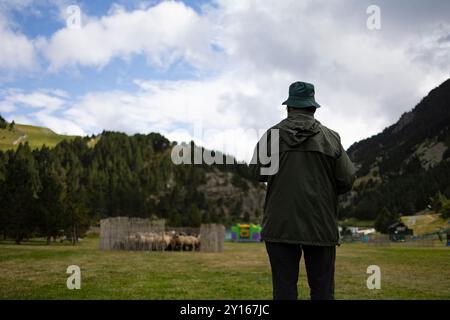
199, 223, 225, 253
99, 217, 225, 252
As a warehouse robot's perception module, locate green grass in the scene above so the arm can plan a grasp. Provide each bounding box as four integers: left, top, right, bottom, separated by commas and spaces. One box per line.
0, 237, 449, 300
401, 213, 449, 235
339, 213, 449, 235
0, 124, 76, 151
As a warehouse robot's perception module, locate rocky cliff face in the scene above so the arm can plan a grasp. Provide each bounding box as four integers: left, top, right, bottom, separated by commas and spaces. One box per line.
340, 79, 450, 220
197, 169, 266, 223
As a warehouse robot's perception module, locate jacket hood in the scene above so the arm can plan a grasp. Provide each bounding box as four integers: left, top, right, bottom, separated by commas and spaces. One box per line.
276, 110, 321, 147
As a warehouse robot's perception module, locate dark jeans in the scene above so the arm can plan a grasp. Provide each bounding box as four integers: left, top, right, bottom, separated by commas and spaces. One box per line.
265, 241, 336, 300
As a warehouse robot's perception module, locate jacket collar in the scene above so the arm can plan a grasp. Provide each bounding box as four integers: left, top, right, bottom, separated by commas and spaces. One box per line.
287, 109, 315, 120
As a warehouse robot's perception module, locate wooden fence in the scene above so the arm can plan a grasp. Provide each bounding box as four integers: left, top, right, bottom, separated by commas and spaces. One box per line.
200, 224, 225, 253
99, 217, 165, 250
99, 217, 225, 252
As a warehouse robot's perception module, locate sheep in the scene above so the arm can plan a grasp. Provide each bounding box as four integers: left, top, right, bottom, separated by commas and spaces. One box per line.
133, 232, 160, 250
178, 235, 190, 251
170, 234, 183, 251
115, 234, 138, 250
178, 235, 200, 251
162, 232, 174, 250
115, 231, 200, 252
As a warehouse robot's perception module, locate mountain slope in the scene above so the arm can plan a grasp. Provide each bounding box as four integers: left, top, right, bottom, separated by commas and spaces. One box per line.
401, 212, 449, 235
0, 127, 265, 227
0, 123, 75, 151
341, 79, 450, 220
5, 78, 448, 224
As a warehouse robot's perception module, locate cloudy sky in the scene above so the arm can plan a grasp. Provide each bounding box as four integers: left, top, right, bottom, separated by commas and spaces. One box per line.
0, 0, 449, 161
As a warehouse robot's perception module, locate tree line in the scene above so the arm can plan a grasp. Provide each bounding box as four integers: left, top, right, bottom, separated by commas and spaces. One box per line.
0, 131, 258, 244
339, 159, 450, 221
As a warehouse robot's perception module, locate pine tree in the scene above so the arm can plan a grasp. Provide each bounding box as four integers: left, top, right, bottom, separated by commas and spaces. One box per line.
374, 207, 399, 234
0, 114, 7, 129
441, 200, 450, 219
0, 150, 7, 238
35, 146, 65, 244
187, 204, 202, 227
62, 150, 89, 245
3, 143, 40, 243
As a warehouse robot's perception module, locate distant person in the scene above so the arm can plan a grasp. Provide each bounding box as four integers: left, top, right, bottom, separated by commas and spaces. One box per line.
250, 81, 356, 300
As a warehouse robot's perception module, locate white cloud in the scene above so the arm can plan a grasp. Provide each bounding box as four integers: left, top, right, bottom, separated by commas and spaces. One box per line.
60, 75, 267, 161
206, 0, 449, 148
0, 15, 37, 71
39, 1, 216, 71
0, 89, 66, 113
33, 112, 85, 136
408, 23, 450, 73
2, 0, 450, 162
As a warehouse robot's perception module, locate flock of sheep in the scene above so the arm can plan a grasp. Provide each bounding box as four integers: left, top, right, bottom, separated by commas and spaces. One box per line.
115, 231, 201, 251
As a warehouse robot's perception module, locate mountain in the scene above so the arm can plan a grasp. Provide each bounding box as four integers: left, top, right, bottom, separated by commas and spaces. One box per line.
3, 78, 449, 229
0, 122, 75, 151
340, 79, 450, 220
0, 125, 265, 231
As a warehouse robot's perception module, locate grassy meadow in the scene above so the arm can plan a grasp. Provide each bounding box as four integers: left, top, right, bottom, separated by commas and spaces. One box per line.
401, 213, 449, 235
0, 237, 449, 300
0, 124, 75, 151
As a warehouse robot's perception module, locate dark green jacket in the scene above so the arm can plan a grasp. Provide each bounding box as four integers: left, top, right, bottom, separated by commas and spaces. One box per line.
250, 109, 356, 246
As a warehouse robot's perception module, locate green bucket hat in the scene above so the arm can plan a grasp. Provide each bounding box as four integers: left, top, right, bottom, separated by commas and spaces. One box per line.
282, 81, 321, 108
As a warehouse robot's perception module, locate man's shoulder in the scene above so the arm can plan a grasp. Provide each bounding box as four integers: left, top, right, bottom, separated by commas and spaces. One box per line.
309, 123, 342, 158
262, 122, 284, 137
319, 125, 341, 143
264, 119, 342, 148
270, 119, 286, 131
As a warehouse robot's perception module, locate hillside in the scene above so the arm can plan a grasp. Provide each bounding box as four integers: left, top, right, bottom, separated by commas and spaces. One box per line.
2, 78, 449, 229
0, 115, 265, 228
401, 212, 449, 236
340, 79, 450, 220
0, 127, 265, 242
0, 123, 75, 151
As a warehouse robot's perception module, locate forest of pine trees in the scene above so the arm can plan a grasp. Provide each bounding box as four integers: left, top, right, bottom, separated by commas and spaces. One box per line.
338, 159, 450, 220
339, 79, 450, 221
0, 131, 258, 244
